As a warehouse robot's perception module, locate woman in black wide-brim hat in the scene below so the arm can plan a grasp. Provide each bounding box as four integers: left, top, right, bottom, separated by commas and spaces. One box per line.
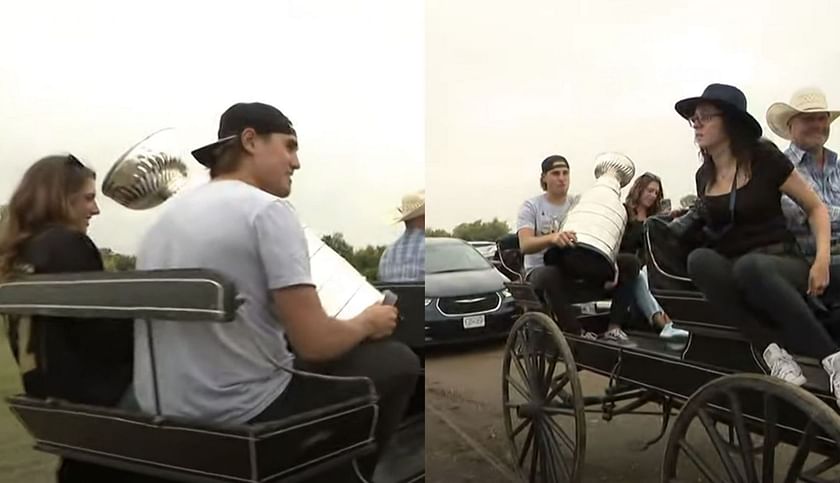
675, 83, 840, 406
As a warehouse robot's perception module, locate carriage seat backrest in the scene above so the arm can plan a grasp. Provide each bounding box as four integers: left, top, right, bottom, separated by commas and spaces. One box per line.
2, 268, 382, 482
372, 281, 424, 349
643, 216, 698, 292
496, 233, 524, 281
0, 268, 240, 322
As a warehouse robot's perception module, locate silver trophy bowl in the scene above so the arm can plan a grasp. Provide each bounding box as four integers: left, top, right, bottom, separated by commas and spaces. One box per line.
561, 152, 636, 269
102, 128, 189, 210
103, 128, 386, 317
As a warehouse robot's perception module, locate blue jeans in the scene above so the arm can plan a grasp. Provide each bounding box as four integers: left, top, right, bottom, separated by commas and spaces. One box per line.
631, 266, 664, 323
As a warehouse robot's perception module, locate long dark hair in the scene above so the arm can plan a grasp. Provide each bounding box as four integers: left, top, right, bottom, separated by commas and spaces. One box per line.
0, 155, 96, 280
698, 110, 784, 187
625, 173, 664, 217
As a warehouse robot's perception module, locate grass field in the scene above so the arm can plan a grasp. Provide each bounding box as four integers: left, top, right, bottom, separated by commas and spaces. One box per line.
0, 330, 55, 483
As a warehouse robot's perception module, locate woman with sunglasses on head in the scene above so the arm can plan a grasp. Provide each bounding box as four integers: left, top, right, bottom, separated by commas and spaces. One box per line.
675, 83, 840, 405
0, 155, 145, 481
619, 172, 688, 338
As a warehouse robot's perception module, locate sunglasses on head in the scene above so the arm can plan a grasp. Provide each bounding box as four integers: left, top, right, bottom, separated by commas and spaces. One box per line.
66, 154, 86, 168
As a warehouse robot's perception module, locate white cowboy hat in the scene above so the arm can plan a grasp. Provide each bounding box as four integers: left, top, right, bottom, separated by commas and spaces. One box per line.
766, 87, 840, 140
392, 189, 425, 223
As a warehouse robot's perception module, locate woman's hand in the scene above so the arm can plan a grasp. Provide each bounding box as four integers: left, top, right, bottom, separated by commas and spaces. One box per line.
808, 257, 830, 296
603, 263, 620, 290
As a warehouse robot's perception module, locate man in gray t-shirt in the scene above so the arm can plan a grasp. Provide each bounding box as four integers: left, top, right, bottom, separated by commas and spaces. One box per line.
516, 155, 637, 341
134, 102, 419, 480
517, 190, 578, 276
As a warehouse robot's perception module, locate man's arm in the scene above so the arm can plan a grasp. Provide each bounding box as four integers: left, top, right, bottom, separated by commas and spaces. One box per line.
518, 227, 560, 254
255, 201, 395, 363
516, 199, 572, 254
272, 286, 391, 362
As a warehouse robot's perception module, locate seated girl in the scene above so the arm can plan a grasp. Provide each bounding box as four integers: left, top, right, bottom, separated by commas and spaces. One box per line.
0, 154, 140, 481
673, 83, 840, 406
620, 172, 689, 339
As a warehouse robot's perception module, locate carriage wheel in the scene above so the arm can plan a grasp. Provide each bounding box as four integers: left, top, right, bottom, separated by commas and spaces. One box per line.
661, 374, 840, 483
502, 312, 586, 483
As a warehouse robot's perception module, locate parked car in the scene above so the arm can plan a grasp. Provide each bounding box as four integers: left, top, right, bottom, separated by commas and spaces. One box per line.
466, 241, 497, 260
425, 238, 520, 345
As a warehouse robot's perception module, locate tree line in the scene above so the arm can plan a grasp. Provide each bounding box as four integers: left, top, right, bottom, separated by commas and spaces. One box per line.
426, 196, 698, 242
98, 233, 388, 280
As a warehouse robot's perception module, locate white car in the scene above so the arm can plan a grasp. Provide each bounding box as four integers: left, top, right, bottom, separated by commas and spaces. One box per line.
467, 241, 497, 260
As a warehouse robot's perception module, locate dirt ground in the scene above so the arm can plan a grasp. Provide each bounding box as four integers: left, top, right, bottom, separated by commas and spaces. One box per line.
424, 337, 840, 483
424, 338, 673, 482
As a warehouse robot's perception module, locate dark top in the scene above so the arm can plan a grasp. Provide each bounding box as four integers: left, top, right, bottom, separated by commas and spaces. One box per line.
619, 205, 645, 258
695, 146, 796, 257
6, 225, 133, 406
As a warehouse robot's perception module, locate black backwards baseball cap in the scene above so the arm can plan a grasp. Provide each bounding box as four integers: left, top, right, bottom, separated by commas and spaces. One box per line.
541, 155, 569, 174
191, 102, 296, 167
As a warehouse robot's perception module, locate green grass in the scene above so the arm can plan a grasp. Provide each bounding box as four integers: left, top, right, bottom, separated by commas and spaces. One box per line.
0, 330, 56, 483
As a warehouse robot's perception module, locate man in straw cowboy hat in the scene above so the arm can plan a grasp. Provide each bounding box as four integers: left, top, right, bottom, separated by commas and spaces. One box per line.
768, 87, 840, 263
378, 189, 425, 282
134, 102, 419, 481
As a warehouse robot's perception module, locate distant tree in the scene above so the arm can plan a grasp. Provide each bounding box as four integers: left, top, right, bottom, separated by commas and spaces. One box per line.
321, 233, 354, 261
353, 245, 388, 281
100, 248, 136, 272
320, 232, 387, 281
425, 228, 451, 238
680, 194, 699, 209
451, 218, 511, 242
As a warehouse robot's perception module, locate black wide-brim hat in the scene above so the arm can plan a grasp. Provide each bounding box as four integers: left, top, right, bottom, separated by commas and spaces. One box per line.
192, 102, 296, 167
675, 83, 762, 139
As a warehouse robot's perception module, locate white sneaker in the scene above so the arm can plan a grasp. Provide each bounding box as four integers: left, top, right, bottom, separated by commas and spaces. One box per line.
579, 330, 598, 340
602, 328, 637, 347
763, 343, 807, 386
821, 351, 840, 408
602, 328, 630, 342
659, 322, 689, 339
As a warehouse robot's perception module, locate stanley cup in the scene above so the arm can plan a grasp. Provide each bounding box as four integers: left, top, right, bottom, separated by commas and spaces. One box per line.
102, 128, 385, 319
560, 152, 636, 268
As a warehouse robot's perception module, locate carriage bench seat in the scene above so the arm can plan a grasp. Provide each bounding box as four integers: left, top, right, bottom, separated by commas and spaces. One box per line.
1, 269, 378, 483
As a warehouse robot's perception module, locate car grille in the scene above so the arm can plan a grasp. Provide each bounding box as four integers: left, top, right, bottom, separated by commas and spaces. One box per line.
437, 292, 501, 316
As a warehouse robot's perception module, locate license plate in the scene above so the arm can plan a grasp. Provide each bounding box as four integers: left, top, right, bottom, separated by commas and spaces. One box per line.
463, 315, 486, 329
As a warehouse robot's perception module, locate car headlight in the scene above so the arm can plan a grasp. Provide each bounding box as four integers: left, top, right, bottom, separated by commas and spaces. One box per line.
425, 298, 433, 306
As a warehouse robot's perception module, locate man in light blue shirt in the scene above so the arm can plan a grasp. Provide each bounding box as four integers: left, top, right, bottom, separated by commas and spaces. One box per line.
379, 190, 425, 282
770, 87, 840, 262
769, 88, 840, 401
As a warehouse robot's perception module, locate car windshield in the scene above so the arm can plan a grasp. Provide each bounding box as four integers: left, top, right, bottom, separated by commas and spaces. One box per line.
426, 242, 492, 274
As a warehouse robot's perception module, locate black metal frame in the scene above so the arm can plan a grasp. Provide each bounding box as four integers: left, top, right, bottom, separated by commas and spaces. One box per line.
2, 270, 425, 483
499, 222, 840, 482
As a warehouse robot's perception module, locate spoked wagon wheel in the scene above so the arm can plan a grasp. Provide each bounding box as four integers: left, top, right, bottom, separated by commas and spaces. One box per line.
661, 374, 840, 483
502, 312, 586, 483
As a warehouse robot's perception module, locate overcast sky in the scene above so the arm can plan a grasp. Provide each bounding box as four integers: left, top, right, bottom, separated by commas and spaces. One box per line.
0, 0, 423, 254
426, 0, 840, 232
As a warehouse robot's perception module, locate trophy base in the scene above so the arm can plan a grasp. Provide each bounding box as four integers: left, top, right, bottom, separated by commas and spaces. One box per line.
543, 244, 616, 284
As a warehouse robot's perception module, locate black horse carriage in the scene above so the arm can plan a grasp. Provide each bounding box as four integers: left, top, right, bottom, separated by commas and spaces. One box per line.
0, 270, 424, 483
494, 217, 840, 482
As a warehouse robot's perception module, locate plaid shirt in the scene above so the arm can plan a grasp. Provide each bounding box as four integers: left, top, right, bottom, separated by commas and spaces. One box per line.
781, 144, 840, 262
378, 228, 425, 282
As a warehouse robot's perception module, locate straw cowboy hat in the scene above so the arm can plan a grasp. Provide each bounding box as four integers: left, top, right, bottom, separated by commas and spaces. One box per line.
766, 87, 840, 140
393, 190, 425, 223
